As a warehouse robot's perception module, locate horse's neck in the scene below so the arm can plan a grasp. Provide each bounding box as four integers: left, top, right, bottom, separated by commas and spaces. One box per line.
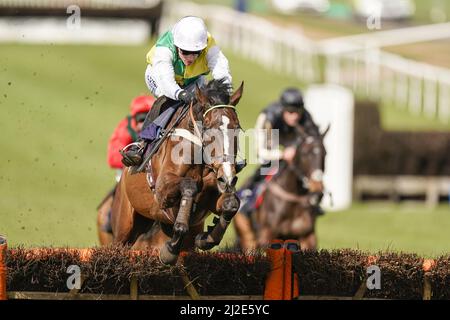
273, 166, 306, 195
171, 105, 189, 128
152, 107, 197, 172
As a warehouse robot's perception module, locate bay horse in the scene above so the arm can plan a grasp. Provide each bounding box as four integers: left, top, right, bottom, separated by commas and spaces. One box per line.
110, 79, 244, 265
241, 125, 329, 251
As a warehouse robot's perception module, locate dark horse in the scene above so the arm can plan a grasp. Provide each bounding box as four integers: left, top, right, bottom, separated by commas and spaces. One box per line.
110, 80, 244, 264
239, 125, 329, 251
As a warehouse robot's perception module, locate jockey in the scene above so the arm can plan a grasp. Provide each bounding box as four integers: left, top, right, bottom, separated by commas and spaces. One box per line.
107, 95, 155, 180
233, 88, 324, 247
243, 87, 320, 192
121, 16, 233, 167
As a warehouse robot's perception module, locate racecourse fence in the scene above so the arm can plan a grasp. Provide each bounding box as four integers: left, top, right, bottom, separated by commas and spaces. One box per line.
354, 175, 450, 207
161, 1, 450, 124
0, 0, 163, 36
1, 240, 449, 300
352, 101, 450, 206
0, 0, 162, 10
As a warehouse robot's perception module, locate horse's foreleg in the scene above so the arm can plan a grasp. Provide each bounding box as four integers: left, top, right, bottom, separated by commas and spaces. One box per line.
300, 232, 317, 250
195, 192, 240, 251
257, 226, 272, 248
159, 178, 198, 265
111, 176, 135, 245
234, 211, 257, 253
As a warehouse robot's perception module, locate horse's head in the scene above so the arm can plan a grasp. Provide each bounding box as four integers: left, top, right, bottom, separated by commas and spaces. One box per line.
292, 125, 329, 195
192, 79, 244, 193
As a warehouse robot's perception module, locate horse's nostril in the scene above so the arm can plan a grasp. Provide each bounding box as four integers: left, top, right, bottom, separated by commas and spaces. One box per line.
231, 176, 238, 187
218, 176, 226, 184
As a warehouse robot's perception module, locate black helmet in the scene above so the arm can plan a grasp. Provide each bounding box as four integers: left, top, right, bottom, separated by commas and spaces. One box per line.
280, 88, 304, 111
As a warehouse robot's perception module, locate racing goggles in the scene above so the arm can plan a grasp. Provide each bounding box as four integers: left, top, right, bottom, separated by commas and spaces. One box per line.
179, 48, 202, 56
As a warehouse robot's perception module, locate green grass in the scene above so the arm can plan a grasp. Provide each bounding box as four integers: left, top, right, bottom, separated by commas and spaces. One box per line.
0, 44, 151, 247
316, 0, 450, 25
316, 203, 450, 258
0, 43, 448, 256
409, 0, 450, 24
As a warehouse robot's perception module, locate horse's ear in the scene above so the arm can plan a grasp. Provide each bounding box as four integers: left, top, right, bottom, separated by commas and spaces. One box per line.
230, 81, 244, 106
195, 84, 208, 106
321, 124, 331, 139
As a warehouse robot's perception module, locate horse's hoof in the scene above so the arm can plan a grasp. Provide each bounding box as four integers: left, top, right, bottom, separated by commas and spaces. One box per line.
180, 178, 198, 197
222, 196, 240, 220
195, 233, 215, 251
159, 243, 179, 265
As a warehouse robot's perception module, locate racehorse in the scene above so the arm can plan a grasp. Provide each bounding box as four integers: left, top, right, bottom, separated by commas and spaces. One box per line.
249, 125, 328, 251
110, 79, 244, 265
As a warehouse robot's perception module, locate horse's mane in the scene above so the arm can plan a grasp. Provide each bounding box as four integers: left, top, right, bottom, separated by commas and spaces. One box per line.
202, 79, 232, 105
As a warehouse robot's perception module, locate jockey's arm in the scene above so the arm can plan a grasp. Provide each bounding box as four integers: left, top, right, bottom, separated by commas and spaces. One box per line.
151, 46, 183, 100
255, 113, 283, 162
206, 46, 232, 86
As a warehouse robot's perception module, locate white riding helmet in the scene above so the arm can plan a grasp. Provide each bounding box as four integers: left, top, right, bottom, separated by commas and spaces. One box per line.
172, 16, 208, 52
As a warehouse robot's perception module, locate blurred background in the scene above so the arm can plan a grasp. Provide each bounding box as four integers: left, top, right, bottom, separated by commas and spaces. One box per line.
0, 0, 449, 257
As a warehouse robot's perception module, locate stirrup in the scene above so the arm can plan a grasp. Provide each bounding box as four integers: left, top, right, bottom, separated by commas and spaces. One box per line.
120, 151, 141, 166
121, 141, 144, 153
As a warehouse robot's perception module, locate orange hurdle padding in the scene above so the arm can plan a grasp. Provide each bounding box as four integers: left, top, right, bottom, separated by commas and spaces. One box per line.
264, 239, 301, 300
0, 235, 7, 300
264, 239, 285, 300
283, 240, 300, 300
367, 255, 378, 266
423, 259, 436, 272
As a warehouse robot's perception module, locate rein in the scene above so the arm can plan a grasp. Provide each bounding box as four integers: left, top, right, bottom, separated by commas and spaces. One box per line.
178, 103, 237, 148
189, 101, 202, 139
267, 182, 312, 207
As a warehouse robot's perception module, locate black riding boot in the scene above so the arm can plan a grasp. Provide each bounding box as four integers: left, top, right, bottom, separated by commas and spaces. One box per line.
120, 139, 147, 167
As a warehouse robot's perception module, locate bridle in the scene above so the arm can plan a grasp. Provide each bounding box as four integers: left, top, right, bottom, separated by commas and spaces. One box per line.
267, 133, 326, 207
288, 134, 325, 189
169, 101, 240, 175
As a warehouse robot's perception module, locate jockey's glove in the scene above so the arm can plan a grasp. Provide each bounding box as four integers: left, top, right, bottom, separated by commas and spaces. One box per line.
177, 90, 195, 105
